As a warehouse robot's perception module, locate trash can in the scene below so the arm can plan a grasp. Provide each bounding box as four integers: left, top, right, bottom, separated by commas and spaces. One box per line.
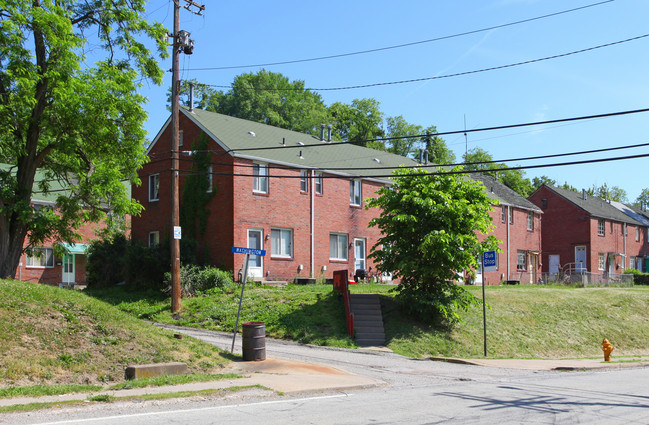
242, 322, 266, 361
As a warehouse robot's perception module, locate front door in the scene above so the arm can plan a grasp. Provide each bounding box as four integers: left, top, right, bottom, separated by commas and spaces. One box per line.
354, 238, 366, 272
549, 255, 560, 279
530, 254, 537, 284
608, 255, 615, 276
575, 246, 587, 272
247, 229, 263, 278
62, 255, 75, 284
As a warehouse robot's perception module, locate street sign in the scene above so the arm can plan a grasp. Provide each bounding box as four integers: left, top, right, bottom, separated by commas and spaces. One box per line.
173, 226, 182, 240
483, 250, 497, 272
231, 246, 266, 256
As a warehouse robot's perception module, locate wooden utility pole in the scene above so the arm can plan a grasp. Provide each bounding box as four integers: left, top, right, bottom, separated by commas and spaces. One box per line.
170, 0, 204, 313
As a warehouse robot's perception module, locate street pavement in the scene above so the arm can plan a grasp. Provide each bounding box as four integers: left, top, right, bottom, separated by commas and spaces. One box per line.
1, 324, 648, 409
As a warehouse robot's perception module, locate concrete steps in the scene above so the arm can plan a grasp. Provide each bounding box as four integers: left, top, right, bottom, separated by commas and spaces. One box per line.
350, 294, 385, 347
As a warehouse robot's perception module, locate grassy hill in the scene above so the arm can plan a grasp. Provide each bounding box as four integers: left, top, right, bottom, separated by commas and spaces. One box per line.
0, 280, 230, 389
89, 283, 649, 360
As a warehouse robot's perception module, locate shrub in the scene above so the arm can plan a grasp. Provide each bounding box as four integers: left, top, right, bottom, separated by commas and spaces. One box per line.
164, 265, 236, 296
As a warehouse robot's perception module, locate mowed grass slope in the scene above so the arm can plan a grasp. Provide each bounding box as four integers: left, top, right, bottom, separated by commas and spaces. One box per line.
0, 280, 230, 389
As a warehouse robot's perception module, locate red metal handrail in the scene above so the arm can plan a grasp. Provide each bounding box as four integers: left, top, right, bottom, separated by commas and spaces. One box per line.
333, 270, 354, 338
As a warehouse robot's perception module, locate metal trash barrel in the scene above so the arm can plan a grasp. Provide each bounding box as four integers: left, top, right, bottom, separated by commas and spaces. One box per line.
242, 322, 266, 361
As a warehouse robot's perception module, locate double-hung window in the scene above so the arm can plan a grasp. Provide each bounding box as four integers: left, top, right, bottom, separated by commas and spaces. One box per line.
300, 171, 308, 192
329, 233, 348, 260
636, 226, 640, 242
501, 206, 507, 223
26, 247, 54, 268
315, 172, 323, 194
516, 251, 527, 271
253, 163, 269, 193
527, 212, 534, 231
350, 180, 362, 206
271, 228, 293, 258
148, 231, 160, 247
206, 165, 213, 193
509, 207, 514, 224
598, 253, 606, 270
149, 174, 160, 201
598, 219, 605, 236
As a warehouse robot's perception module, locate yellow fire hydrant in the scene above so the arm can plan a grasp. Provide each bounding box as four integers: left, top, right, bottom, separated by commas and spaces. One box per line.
602, 338, 614, 362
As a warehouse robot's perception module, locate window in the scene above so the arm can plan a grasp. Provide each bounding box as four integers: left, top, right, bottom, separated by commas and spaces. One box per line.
206, 165, 213, 193
527, 212, 534, 231
271, 228, 292, 258
598, 219, 605, 236
541, 198, 547, 209
516, 251, 527, 271
315, 172, 323, 194
610, 222, 613, 233
630, 256, 636, 270
350, 180, 362, 206
149, 174, 159, 201
148, 231, 160, 247
33, 203, 54, 214
509, 207, 514, 224
598, 253, 606, 270
26, 247, 54, 268
646, 227, 649, 244
636, 226, 640, 242
501, 206, 507, 223
329, 233, 348, 260
253, 163, 268, 193
300, 171, 308, 192
179, 130, 183, 147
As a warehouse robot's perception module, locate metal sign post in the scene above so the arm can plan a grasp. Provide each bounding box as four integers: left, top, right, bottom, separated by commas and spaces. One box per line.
230, 246, 266, 353
482, 251, 498, 357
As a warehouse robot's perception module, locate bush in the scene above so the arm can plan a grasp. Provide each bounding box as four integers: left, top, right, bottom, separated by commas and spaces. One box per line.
633, 273, 649, 286
164, 265, 236, 296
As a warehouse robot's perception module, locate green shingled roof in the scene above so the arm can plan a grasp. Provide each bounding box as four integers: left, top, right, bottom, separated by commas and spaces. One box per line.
179, 107, 420, 181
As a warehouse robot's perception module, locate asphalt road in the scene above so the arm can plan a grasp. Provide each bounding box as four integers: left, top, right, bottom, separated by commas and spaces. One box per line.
4, 325, 649, 424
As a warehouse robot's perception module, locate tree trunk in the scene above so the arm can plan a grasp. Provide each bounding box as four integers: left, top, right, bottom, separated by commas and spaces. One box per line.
0, 215, 28, 279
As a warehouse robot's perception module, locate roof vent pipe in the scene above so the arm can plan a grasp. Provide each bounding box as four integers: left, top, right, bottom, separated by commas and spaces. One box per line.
424, 150, 429, 165
188, 82, 194, 112
582, 189, 586, 201
418, 149, 423, 164
327, 124, 332, 142
320, 124, 326, 141
282, 137, 286, 146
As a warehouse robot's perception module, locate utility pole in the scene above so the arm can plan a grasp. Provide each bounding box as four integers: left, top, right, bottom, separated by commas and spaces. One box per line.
170, 0, 204, 313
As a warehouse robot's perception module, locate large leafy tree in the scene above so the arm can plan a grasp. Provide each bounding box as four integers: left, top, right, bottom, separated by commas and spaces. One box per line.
367, 167, 500, 322
0, 0, 167, 278
384, 118, 455, 164
634, 188, 649, 208
586, 183, 628, 203
462, 147, 533, 197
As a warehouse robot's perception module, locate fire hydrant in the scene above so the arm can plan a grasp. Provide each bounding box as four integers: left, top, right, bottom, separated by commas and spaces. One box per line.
602, 338, 614, 362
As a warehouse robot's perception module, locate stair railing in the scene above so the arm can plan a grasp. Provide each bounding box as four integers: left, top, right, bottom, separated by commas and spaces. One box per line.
333, 270, 354, 338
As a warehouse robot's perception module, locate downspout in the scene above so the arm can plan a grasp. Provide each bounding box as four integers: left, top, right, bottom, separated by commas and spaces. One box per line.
310, 170, 315, 278
623, 223, 627, 270
507, 205, 511, 280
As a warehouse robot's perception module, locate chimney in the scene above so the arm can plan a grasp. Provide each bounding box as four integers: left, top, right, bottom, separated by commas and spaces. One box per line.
320, 124, 325, 141
424, 150, 429, 165
188, 82, 194, 112
582, 189, 586, 201
419, 149, 423, 164
327, 124, 332, 142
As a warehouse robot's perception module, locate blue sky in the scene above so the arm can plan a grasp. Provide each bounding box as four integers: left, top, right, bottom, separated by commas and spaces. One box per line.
140, 0, 649, 202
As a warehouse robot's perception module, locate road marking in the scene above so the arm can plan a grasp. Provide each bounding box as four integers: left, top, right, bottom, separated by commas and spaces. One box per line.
36, 393, 351, 424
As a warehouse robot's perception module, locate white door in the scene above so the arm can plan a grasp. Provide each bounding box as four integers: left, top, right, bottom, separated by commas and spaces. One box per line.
608, 255, 615, 276
475, 256, 483, 285
354, 238, 366, 272
575, 246, 587, 272
247, 229, 263, 278
549, 255, 560, 279
62, 255, 75, 284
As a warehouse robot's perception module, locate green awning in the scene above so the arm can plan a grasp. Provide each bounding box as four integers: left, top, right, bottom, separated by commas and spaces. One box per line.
60, 243, 88, 254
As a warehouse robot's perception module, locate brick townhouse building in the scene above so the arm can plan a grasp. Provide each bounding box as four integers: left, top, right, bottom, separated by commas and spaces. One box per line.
133, 107, 544, 284
529, 185, 649, 281
472, 174, 543, 285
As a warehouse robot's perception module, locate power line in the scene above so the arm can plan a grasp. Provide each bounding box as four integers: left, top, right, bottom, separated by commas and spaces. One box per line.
188, 1, 614, 71
207, 34, 649, 92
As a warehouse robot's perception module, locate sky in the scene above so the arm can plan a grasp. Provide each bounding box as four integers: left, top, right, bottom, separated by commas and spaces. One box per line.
138, 0, 649, 202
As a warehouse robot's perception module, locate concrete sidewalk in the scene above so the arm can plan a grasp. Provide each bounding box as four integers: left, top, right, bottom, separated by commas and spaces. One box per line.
1, 354, 648, 409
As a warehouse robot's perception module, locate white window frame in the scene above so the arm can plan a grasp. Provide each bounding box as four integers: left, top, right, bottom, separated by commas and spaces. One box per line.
179, 129, 184, 147
350, 180, 362, 206
300, 170, 308, 193
598, 253, 606, 270
329, 233, 349, 261
527, 212, 534, 231
516, 250, 527, 271
598, 219, 605, 236
206, 165, 213, 193
509, 207, 514, 224
26, 247, 54, 268
636, 226, 640, 242
149, 174, 160, 202
271, 228, 293, 258
148, 231, 160, 248
315, 172, 323, 195
501, 206, 507, 223
253, 163, 269, 194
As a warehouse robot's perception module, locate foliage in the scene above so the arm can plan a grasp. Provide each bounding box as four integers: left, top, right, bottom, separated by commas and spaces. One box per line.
422, 125, 456, 165
531, 175, 557, 191
384, 118, 455, 164
586, 183, 628, 203
328, 98, 385, 149
163, 265, 236, 297
634, 188, 649, 208
462, 147, 534, 196
0, 0, 167, 278
86, 235, 167, 291
366, 167, 500, 322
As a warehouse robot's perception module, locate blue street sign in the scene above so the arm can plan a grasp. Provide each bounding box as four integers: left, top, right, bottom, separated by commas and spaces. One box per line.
483, 250, 497, 272
231, 246, 266, 256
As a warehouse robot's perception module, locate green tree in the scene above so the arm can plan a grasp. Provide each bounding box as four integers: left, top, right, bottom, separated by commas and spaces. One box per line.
634, 188, 649, 208
366, 167, 500, 322
422, 125, 456, 165
329, 98, 385, 149
385, 115, 421, 157
0, 0, 167, 278
586, 184, 628, 203
462, 147, 533, 197
532, 176, 557, 191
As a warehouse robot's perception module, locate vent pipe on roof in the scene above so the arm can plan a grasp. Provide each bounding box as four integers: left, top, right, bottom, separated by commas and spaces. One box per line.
327, 124, 332, 142
320, 124, 326, 141
282, 137, 285, 146
582, 189, 586, 201
424, 150, 429, 165
418, 149, 423, 164
188, 82, 194, 112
